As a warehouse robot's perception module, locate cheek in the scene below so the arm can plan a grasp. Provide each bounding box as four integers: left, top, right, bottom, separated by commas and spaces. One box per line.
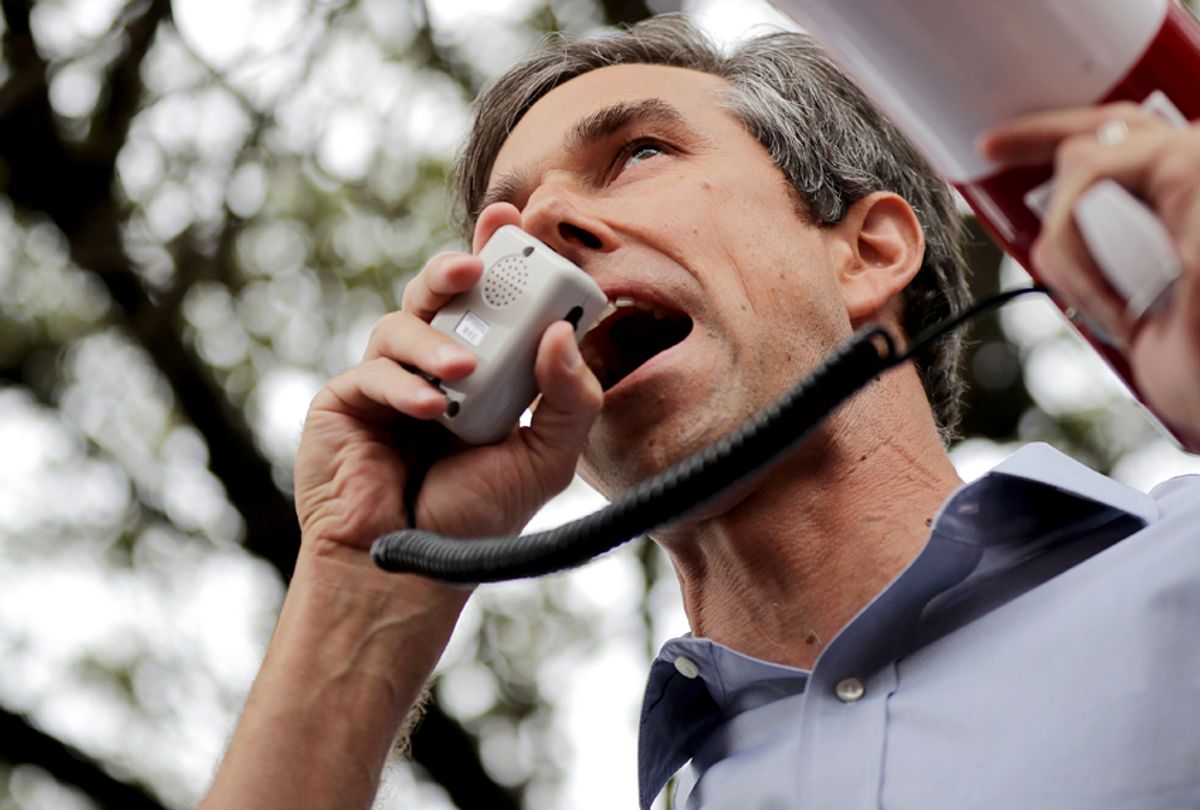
671, 180, 723, 241
696, 171, 809, 255
656, 164, 850, 335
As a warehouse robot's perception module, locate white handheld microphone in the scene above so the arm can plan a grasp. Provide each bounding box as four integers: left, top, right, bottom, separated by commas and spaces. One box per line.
427, 226, 609, 444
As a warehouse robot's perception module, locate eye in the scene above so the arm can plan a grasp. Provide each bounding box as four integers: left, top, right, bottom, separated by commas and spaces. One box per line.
613, 139, 668, 176
624, 142, 663, 166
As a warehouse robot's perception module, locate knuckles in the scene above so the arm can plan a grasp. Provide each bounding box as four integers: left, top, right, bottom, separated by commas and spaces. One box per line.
1055, 134, 1108, 176
401, 251, 480, 315
364, 310, 411, 354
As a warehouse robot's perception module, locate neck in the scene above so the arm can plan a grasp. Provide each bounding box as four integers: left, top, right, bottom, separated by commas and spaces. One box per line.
654, 369, 961, 670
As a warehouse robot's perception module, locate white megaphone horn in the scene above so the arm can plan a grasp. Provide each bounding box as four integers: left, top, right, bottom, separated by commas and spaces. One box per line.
768, 0, 1200, 450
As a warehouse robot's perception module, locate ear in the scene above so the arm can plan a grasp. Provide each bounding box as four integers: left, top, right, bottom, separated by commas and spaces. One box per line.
827, 192, 925, 326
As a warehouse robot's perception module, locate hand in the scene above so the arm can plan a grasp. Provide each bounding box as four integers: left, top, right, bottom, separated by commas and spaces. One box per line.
204, 203, 604, 810
980, 104, 1200, 438
293, 202, 604, 574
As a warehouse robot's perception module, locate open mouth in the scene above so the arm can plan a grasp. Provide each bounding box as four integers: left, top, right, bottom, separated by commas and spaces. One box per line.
580, 297, 694, 391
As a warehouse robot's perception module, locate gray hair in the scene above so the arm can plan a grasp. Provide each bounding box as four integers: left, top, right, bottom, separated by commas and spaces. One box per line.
452, 15, 971, 440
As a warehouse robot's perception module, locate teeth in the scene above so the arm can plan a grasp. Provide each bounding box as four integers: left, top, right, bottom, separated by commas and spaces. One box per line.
609, 296, 672, 319
587, 302, 616, 333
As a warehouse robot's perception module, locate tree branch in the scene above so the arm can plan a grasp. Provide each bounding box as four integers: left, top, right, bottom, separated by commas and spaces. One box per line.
0, 706, 167, 810
410, 0, 482, 97
89, 0, 174, 163
0, 0, 298, 574
413, 704, 521, 810
0, 3, 524, 807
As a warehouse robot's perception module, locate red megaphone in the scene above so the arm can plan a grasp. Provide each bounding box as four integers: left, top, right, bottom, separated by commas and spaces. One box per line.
768, 0, 1200, 449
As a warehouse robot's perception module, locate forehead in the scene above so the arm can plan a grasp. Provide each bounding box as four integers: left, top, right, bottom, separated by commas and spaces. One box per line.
490, 63, 733, 182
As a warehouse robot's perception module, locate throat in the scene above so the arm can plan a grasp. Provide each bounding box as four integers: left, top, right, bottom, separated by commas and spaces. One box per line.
657, 434, 959, 670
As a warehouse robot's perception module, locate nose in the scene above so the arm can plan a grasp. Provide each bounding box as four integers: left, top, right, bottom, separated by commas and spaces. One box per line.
520, 180, 619, 264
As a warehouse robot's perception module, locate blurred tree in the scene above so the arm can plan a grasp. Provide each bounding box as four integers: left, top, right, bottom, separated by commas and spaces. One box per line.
0, 0, 669, 807
0, 0, 1195, 809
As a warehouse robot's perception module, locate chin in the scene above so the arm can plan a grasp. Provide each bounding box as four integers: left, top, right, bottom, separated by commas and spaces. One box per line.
579, 391, 848, 535
577, 424, 772, 544
579, 407, 734, 499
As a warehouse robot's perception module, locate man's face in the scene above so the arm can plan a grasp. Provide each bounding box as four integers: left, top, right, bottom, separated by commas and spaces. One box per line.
486, 64, 855, 494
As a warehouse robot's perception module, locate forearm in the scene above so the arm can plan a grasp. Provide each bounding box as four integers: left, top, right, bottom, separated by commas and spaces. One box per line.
199, 543, 470, 810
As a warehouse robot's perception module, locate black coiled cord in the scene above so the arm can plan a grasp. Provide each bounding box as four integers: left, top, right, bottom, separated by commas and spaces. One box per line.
371, 287, 1046, 584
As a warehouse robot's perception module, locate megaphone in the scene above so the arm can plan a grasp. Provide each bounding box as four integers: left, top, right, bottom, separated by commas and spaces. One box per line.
767, 0, 1200, 449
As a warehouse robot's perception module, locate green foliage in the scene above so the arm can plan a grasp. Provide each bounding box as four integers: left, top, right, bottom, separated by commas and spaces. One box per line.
1, 1, 1197, 809
0, 1, 672, 808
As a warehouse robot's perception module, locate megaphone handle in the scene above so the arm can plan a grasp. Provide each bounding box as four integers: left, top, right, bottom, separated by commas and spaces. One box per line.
1069, 179, 1199, 451
1072, 179, 1180, 321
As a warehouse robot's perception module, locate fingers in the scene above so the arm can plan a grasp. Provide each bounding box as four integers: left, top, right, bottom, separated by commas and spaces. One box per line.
521, 321, 604, 489
363, 310, 476, 375
323, 310, 477, 425
321, 357, 450, 422
401, 203, 524, 322
978, 104, 1200, 343
977, 102, 1150, 166
1137, 124, 1200, 271
1042, 125, 1177, 224
472, 202, 522, 254
1032, 131, 1169, 344
402, 252, 484, 322
1030, 229, 1132, 345
1047, 125, 1200, 337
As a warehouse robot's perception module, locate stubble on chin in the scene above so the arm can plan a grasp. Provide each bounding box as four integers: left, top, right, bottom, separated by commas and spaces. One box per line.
578, 399, 742, 500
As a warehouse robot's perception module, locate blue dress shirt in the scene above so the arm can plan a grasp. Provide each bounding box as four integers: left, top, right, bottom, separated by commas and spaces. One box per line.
637, 443, 1200, 809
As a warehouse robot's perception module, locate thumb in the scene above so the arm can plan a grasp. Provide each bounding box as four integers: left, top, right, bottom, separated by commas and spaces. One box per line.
523, 321, 603, 473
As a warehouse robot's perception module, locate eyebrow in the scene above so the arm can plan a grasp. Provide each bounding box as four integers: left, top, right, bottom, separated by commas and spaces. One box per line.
565, 97, 688, 152
478, 98, 691, 215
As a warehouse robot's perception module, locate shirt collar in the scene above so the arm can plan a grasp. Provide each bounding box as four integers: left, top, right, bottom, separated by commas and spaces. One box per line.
943, 441, 1158, 532
637, 637, 808, 809
636, 442, 1156, 808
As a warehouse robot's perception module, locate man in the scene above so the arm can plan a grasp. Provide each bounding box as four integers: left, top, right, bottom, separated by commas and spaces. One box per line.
199, 16, 1200, 810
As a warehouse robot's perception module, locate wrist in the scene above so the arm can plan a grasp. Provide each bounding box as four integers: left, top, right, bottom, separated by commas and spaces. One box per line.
272, 538, 468, 722
202, 536, 471, 810
298, 534, 474, 616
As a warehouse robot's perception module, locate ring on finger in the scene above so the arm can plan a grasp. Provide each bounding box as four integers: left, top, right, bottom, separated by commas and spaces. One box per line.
1095, 118, 1130, 147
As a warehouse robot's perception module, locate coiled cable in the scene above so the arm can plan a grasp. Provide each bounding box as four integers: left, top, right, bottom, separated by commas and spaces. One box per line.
371, 287, 1046, 583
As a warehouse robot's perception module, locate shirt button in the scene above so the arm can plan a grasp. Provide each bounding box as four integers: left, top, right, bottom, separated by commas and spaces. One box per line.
835, 677, 865, 703
673, 656, 701, 679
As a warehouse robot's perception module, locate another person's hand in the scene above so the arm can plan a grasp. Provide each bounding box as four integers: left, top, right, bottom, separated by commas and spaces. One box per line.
293, 202, 604, 588
980, 105, 1200, 439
